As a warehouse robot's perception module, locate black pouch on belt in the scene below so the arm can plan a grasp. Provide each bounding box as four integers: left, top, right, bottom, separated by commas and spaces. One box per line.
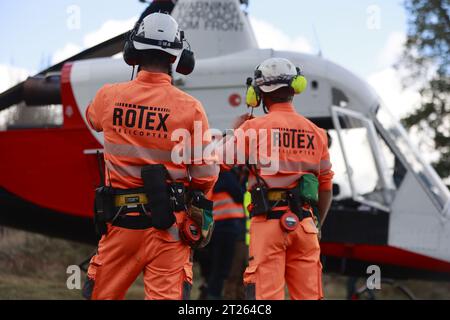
250, 184, 271, 217
141, 164, 175, 230
169, 182, 187, 212
247, 164, 271, 217
287, 186, 302, 216
93, 186, 116, 236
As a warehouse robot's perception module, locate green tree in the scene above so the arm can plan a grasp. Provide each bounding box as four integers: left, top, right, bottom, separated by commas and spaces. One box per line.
397, 0, 450, 178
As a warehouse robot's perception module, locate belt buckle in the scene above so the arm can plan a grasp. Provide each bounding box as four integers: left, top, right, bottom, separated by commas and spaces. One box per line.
124, 195, 140, 208
115, 193, 148, 209
268, 190, 286, 202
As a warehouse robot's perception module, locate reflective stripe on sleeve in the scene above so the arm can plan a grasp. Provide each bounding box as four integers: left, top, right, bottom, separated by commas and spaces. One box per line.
320, 159, 332, 171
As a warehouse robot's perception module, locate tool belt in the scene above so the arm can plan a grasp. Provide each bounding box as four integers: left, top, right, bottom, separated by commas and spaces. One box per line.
249, 189, 307, 217
249, 174, 319, 221
93, 164, 187, 236
94, 187, 152, 234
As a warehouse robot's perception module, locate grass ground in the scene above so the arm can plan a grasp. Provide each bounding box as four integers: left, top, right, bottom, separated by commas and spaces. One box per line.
0, 227, 449, 300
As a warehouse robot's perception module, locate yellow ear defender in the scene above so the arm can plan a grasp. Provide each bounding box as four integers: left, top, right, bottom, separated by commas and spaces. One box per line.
290, 67, 308, 94
245, 77, 262, 108
245, 66, 307, 108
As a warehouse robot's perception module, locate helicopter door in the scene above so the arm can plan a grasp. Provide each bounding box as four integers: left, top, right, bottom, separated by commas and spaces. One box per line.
331, 106, 395, 211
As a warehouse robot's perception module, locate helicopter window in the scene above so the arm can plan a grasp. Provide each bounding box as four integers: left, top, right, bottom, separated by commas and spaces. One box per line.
374, 103, 450, 211
327, 128, 400, 204
331, 87, 349, 107
376, 132, 406, 189
335, 117, 382, 204
327, 129, 352, 200
0, 103, 63, 130
331, 107, 398, 211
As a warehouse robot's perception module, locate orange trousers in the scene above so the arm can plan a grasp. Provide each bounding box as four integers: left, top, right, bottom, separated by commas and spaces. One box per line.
244, 214, 323, 300
85, 213, 192, 300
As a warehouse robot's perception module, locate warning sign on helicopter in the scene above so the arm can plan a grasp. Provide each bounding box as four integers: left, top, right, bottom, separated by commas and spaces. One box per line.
175, 0, 244, 32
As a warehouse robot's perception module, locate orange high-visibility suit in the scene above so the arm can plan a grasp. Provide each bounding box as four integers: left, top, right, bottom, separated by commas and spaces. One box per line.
84, 71, 218, 300
228, 102, 333, 300
212, 191, 245, 221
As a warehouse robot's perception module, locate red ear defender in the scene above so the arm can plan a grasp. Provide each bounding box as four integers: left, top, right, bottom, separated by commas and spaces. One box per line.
280, 212, 299, 232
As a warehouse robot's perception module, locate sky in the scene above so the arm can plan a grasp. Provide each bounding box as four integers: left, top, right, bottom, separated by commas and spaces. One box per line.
0, 0, 406, 74
0, 0, 417, 117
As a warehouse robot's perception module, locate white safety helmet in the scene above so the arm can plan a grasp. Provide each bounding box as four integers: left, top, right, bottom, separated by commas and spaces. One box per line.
133, 12, 183, 57
256, 58, 299, 93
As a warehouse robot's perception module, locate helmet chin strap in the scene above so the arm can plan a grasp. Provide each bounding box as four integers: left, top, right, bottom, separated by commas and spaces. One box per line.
261, 93, 269, 114
263, 102, 269, 114
168, 65, 173, 84
130, 65, 136, 81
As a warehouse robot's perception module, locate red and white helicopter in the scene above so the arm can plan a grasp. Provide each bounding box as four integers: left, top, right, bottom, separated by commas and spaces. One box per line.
0, 0, 449, 294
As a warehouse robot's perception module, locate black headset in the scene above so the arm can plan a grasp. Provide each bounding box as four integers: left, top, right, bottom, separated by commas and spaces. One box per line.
123, 20, 195, 75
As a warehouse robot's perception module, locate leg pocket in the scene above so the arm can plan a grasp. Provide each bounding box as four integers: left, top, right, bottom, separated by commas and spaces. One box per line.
300, 217, 319, 234
86, 254, 102, 280
299, 218, 320, 254
243, 264, 258, 300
